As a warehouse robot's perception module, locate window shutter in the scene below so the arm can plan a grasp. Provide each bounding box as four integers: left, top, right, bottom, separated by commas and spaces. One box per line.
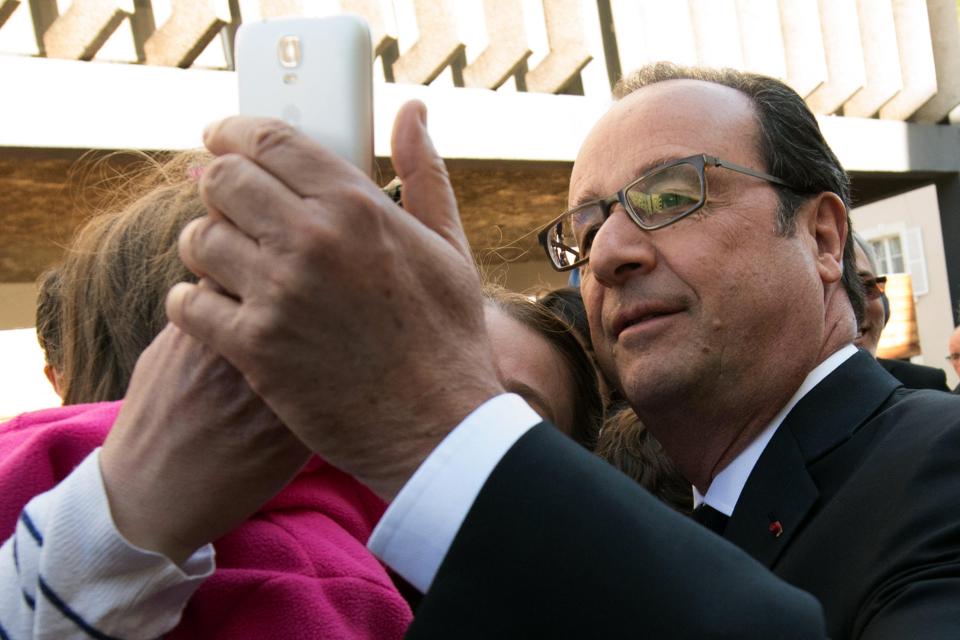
903, 228, 928, 296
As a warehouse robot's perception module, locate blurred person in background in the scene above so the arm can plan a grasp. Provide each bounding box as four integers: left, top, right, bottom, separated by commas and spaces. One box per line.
947, 325, 960, 391
853, 233, 950, 391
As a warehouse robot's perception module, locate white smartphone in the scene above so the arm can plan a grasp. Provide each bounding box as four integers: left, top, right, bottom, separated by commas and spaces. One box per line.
235, 15, 374, 178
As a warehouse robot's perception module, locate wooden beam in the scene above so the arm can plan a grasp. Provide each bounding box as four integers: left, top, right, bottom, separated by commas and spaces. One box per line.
143, 0, 230, 68
779, 0, 829, 98
0, 0, 19, 30
806, 0, 866, 114
690, 0, 744, 69
736, 0, 788, 79
392, 0, 465, 85
844, 0, 902, 118
461, 0, 531, 89
259, 0, 302, 18
42, 0, 132, 60
343, 0, 400, 59
911, 0, 960, 123
879, 0, 938, 120
524, 0, 593, 93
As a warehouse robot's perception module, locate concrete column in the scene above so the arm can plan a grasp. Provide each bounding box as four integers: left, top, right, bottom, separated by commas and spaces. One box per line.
936, 173, 960, 323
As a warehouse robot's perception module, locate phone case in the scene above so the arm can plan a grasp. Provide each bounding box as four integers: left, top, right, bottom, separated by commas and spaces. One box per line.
235, 15, 374, 177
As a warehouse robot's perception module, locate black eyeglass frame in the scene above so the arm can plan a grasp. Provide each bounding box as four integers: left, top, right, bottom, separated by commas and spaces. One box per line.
860, 275, 887, 300
537, 153, 801, 272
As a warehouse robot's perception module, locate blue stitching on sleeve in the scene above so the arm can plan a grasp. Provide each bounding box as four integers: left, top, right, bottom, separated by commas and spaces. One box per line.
19, 511, 43, 546
38, 576, 122, 640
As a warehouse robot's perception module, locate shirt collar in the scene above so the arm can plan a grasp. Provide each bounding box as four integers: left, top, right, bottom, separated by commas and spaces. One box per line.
692, 344, 858, 516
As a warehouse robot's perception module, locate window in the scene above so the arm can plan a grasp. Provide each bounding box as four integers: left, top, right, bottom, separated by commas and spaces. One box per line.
864, 229, 928, 296
870, 236, 905, 274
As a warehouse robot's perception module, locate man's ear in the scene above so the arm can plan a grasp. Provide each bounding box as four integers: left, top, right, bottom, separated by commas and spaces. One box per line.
805, 192, 846, 285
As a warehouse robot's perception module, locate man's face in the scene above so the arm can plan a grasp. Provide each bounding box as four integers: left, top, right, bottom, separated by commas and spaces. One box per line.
853, 244, 885, 356
573, 80, 830, 416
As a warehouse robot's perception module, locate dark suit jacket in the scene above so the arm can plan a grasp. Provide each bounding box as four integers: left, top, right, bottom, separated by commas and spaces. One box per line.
877, 357, 950, 392
408, 352, 960, 638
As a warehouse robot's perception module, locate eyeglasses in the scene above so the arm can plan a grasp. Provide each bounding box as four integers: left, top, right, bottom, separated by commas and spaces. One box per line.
861, 275, 887, 300
537, 154, 799, 272
947, 353, 960, 362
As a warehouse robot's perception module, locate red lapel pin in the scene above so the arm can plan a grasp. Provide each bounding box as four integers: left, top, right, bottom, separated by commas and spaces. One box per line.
768, 520, 784, 538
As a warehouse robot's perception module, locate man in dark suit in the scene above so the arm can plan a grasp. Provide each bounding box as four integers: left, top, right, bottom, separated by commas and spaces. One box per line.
877, 356, 950, 391
168, 63, 960, 637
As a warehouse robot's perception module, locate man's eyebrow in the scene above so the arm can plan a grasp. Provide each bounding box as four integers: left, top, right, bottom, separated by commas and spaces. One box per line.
570, 154, 687, 208
502, 379, 555, 425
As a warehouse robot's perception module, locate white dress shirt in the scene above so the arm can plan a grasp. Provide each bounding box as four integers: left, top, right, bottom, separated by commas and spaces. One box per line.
369, 344, 859, 591
693, 344, 858, 515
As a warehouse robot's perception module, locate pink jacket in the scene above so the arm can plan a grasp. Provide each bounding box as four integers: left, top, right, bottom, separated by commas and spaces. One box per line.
0, 403, 413, 638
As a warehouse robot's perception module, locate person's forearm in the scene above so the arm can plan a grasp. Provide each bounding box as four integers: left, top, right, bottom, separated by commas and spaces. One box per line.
369, 393, 542, 592
0, 449, 214, 639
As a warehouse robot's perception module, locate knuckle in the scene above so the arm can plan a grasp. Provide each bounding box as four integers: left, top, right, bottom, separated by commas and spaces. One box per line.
202, 154, 245, 193
342, 186, 379, 216
182, 217, 214, 262
249, 120, 298, 160
285, 214, 338, 266
338, 185, 390, 235
165, 282, 197, 326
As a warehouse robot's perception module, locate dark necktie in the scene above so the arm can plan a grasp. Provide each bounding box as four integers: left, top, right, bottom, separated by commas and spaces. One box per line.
692, 504, 730, 536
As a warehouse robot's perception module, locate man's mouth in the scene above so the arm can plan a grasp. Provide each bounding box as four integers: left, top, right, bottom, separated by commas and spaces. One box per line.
612, 303, 685, 339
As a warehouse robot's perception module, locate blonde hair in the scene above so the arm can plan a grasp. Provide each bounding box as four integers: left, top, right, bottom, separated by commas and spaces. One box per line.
57, 150, 210, 404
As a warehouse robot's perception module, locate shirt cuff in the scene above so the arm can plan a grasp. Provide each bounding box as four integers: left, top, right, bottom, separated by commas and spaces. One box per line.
368, 393, 541, 593
29, 448, 215, 638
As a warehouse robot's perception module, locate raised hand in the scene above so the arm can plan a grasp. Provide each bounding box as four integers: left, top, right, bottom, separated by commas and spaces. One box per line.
100, 322, 311, 564
167, 102, 504, 500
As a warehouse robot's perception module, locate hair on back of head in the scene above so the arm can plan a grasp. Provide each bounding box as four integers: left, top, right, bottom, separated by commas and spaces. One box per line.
536, 286, 592, 350
595, 406, 692, 514
56, 150, 210, 404
35, 267, 64, 370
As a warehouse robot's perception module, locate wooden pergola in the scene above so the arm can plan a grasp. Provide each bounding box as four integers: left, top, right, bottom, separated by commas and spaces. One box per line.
4, 0, 960, 319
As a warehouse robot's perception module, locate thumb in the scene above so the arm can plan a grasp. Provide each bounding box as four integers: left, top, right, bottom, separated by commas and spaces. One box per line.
391, 101, 471, 258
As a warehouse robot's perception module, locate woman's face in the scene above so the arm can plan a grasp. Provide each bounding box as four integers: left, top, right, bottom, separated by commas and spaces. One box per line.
484, 304, 578, 436
853, 244, 885, 356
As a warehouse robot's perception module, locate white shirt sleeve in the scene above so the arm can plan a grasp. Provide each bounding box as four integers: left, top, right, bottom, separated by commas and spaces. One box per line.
0, 448, 215, 640
368, 393, 542, 593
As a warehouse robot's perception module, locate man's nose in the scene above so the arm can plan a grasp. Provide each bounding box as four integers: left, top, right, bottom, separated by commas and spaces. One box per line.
587, 208, 658, 287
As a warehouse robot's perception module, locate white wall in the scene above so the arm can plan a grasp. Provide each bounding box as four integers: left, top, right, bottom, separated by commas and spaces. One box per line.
851, 184, 957, 388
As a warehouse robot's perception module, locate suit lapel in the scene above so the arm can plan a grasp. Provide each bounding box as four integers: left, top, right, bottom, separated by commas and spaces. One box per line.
723, 350, 900, 567
723, 429, 818, 567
